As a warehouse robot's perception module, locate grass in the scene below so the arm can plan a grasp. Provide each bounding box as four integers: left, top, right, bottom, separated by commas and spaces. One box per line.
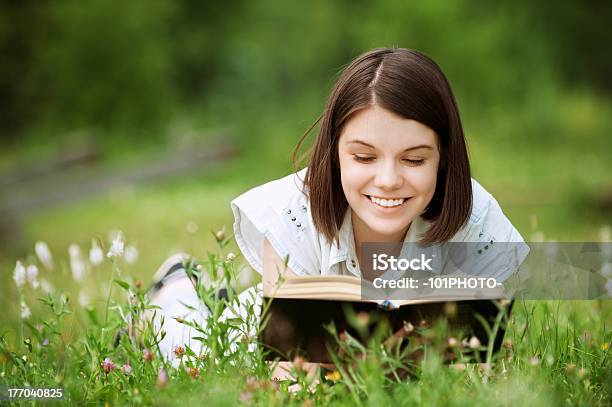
0, 237, 610, 405
1, 91, 612, 405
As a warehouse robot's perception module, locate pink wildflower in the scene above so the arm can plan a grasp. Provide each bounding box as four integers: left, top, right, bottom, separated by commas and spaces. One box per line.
122, 363, 132, 375
156, 368, 169, 389
239, 391, 253, 403
173, 345, 185, 358
143, 349, 154, 362
102, 357, 116, 374
187, 367, 199, 379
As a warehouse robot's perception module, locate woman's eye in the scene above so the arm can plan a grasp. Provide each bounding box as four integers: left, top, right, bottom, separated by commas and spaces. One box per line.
353, 155, 425, 166
403, 158, 425, 166
353, 155, 375, 163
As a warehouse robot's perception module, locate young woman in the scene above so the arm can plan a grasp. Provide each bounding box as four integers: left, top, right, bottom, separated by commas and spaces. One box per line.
147, 47, 527, 371
233, 47, 525, 290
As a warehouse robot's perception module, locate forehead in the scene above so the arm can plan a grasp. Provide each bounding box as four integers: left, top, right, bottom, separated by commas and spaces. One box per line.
339, 105, 437, 148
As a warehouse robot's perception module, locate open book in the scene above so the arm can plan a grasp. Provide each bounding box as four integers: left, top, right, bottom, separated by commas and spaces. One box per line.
261, 275, 511, 362
271, 274, 507, 308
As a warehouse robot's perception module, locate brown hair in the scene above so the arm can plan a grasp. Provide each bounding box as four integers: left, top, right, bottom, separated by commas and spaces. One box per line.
293, 47, 472, 245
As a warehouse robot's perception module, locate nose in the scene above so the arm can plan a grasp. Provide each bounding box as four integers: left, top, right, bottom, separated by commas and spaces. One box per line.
374, 160, 403, 190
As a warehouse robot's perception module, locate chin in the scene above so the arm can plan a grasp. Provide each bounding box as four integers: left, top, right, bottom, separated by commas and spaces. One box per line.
362, 217, 411, 238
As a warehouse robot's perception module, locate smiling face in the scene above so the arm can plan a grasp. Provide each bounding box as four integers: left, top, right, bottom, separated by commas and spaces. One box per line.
338, 105, 440, 245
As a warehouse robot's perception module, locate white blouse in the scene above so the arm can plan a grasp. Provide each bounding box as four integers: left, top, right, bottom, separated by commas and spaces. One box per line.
231, 168, 528, 282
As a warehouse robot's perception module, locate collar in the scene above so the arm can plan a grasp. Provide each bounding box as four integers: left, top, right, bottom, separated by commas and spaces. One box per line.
325, 208, 438, 277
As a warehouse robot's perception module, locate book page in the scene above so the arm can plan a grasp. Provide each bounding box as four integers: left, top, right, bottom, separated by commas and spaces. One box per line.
268, 273, 506, 308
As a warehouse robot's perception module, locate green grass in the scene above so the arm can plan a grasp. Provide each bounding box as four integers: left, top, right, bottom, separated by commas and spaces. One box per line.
0, 242, 610, 405
1, 89, 612, 405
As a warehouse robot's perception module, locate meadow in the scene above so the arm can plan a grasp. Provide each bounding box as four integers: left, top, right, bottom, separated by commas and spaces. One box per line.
1, 1, 612, 404
1, 102, 611, 404
1, 230, 610, 405
0, 95, 612, 405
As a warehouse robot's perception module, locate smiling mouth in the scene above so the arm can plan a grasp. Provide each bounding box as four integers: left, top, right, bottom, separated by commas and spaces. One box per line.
366, 195, 410, 208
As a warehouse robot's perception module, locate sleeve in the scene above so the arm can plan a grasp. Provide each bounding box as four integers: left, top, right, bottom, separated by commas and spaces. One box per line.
230, 170, 321, 277
449, 179, 530, 282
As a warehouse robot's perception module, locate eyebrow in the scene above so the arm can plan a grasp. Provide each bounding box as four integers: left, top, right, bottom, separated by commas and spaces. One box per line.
346, 139, 434, 152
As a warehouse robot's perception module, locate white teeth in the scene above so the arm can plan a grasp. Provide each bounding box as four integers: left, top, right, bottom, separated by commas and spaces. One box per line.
368, 196, 405, 207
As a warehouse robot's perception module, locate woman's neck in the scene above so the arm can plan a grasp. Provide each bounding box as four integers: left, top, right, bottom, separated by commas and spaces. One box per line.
351, 211, 409, 260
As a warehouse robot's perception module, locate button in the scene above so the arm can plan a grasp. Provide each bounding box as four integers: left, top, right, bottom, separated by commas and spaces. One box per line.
478, 250, 482, 254
301, 205, 307, 212
286, 209, 291, 214
351, 259, 356, 268
291, 216, 296, 221
484, 245, 489, 250
296, 223, 301, 227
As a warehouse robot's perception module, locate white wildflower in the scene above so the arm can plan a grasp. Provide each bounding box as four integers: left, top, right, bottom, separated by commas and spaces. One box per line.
186, 221, 199, 234
78, 291, 90, 307
40, 279, 53, 293
69, 244, 86, 282
35, 241, 54, 270
215, 228, 226, 242
69, 244, 79, 258
71, 258, 86, 282
216, 266, 224, 279
26, 265, 40, 289
468, 336, 481, 349
26, 264, 38, 280
226, 252, 236, 262
124, 245, 139, 264
107, 232, 125, 258
13, 261, 27, 288
89, 239, 104, 266
20, 301, 31, 319
239, 268, 254, 287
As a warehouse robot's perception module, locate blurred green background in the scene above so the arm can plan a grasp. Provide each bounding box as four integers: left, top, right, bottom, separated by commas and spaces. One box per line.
1, 1, 611, 321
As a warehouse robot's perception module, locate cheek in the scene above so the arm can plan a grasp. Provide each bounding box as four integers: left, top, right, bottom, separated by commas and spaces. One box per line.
339, 157, 353, 200
411, 163, 439, 198
341, 175, 364, 202
339, 158, 368, 197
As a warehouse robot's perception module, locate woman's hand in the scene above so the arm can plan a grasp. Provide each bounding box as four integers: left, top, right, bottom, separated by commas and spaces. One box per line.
268, 360, 335, 392
262, 238, 298, 296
